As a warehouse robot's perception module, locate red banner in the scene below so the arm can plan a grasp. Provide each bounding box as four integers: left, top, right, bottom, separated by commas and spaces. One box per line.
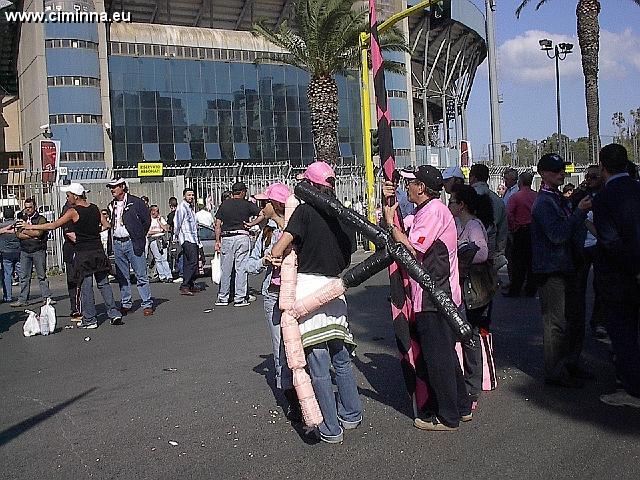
40, 140, 59, 183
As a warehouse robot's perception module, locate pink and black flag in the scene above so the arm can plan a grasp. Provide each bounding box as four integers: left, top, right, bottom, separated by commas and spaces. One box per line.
369, 0, 428, 414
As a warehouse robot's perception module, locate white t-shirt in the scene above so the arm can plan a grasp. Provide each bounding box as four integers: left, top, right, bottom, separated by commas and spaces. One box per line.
148, 216, 168, 238
195, 209, 214, 228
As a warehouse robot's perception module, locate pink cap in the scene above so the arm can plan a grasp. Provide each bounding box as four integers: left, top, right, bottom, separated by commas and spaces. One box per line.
254, 182, 291, 204
297, 161, 335, 188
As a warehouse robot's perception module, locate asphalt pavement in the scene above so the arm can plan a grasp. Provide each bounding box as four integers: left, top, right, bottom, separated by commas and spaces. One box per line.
1, 252, 638, 479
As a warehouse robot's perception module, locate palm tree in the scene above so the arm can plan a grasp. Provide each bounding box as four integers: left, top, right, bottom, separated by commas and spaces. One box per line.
253, 0, 407, 164
516, 0, 640, 162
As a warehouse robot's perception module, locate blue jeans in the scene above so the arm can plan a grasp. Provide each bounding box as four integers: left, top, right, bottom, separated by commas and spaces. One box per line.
149, 238, 172, 280
306, 340, 362, 437
79, 271, 121, 325
113, 238, 153, 309
2, 253, 19, 302
263, 290, 292, 390
19, 250, 51, 303
218, 235, 250, 303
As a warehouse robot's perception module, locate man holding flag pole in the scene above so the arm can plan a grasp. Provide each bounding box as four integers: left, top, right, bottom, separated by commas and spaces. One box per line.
366, 0, 471, 430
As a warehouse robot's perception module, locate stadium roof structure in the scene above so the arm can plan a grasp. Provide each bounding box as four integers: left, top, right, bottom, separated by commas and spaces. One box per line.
103, 0, 296, 31
0, 0, 21, 95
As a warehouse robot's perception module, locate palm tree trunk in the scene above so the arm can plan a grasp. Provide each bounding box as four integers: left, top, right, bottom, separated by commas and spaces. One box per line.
308, 75, 339, 164
577, 0, 601, 162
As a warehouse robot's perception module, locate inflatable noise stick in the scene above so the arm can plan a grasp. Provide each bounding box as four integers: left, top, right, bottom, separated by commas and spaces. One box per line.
294, 182, 391, 248
293, 181, 473, 344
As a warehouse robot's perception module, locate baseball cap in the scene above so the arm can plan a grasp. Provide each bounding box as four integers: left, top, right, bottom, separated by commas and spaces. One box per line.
399, 165, 444, 192
106, 177, 127, 188
297, 161, 335, 188
254, 182, 291, 204
442, 166, 465, 180
231, 181, 247, 193
537, 153, 571, 173
61, 183, 90, 196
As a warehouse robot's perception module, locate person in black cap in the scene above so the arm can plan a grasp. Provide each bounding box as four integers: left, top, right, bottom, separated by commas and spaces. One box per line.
106, 177, 154, 316
214, 181, 260, 307
382, 165, 471, 431
531, 153, 592, 388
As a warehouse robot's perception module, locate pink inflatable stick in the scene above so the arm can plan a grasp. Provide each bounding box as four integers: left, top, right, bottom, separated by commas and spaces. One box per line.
289, 278, 347, 321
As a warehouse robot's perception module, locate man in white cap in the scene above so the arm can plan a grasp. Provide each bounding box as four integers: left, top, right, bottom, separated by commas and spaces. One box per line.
106, 177, 154, 316
442, 166, 465, 194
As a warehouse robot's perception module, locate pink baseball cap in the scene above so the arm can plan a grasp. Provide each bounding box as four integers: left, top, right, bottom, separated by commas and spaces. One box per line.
297, 161, 335, 188
254, 182, 291, 204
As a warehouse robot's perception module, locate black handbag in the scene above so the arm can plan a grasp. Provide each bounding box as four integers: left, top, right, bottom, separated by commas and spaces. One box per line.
463, 260, 498, 310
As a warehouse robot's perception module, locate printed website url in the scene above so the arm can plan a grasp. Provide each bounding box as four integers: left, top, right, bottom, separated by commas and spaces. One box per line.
3, 10, 131, 23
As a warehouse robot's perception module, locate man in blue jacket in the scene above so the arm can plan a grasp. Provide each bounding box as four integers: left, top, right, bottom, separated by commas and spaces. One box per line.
107, 178, 154, 316
593, 144, 640, 408
531, 153, 592, 388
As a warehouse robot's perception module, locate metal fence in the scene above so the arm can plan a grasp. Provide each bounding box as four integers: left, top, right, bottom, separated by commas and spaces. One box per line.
0, 163, 588, 272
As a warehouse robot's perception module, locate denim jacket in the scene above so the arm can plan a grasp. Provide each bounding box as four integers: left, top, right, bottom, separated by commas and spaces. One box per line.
247, 220, 281, 296
531, 188, 587, 275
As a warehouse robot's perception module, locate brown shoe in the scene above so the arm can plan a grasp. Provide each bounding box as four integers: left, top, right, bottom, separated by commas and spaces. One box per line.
119, 307, 130, 316
414, 417, 458, 431
143, 308, 154, 316
180, 288, 194, 296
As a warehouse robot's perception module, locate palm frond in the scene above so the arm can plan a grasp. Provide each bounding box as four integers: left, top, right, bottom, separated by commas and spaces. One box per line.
515, 0, 533, 18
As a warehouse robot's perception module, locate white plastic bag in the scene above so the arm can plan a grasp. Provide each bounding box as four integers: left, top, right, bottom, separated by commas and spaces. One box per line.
211, 252, 221, 284
40, 298, 57, 334
23, 310, 40, 337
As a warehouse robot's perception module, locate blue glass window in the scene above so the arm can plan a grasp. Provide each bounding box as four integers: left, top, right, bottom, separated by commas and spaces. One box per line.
143, 143, 160, 161
174, 143, 191, 160
205, 142, 221, 159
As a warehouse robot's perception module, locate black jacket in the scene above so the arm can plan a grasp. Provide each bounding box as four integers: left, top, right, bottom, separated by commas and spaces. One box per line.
109, 193, 151, 257
592, 175, 640, 307
19, 212, 48, 254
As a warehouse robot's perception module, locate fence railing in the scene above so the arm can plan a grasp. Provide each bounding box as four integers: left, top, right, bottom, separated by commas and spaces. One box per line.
0, 164, 587, 271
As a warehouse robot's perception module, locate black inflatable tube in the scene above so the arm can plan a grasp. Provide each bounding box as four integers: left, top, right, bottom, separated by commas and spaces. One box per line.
294, 182, 390, 248
294, 181, 473, 343
341, 248, 393, 288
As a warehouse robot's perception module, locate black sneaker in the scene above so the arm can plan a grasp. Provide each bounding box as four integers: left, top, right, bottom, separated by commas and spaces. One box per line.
110, 316, 124, 326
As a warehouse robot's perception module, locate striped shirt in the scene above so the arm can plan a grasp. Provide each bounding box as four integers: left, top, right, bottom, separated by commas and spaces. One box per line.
174, 201, 198, 245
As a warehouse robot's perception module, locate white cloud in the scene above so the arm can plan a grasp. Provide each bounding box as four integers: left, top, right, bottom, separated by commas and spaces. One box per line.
497, 28, 640, 84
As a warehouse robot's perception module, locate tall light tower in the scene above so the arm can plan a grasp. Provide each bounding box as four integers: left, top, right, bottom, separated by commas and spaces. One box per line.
485, 0, 502, 164
539, 38, 573, 159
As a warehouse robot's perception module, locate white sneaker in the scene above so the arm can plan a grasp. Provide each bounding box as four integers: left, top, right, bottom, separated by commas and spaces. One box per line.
247, 294, 257, 302
599, 390, 640, 408
234, 300, 250, 307
173, 277, 183, 284
215, 300, 229, 306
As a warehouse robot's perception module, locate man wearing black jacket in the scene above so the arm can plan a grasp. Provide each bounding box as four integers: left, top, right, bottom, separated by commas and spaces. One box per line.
107, 178, 154, 316
593, 144, 640, 408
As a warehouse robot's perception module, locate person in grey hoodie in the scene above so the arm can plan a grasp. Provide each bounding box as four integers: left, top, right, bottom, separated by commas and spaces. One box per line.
0, 208, 21, 302
469, 164, 508, 270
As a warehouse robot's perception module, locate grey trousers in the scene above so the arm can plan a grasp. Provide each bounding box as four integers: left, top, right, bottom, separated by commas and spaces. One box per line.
19, 250, 51, 303
217, 235, 250, 303
538, 274, 584, 379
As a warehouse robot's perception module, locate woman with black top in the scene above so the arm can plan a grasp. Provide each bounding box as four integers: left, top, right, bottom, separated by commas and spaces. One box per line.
17, 183, 122, 329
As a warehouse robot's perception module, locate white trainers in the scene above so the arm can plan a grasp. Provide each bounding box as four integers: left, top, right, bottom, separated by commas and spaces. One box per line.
215, 300, 229, 306
173, 277, 183, 284
247, 294, 257, 302
234, 300, 250, 307
599, 390, 640, 408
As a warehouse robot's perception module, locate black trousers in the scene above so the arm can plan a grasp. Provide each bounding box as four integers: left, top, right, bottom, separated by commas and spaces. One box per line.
65, 261, 78, 314
508, 225, 536, 295
415, 311, 470, 427
575, 246, 605, 330
180, 241, 199, 289
605, 303, 640, 397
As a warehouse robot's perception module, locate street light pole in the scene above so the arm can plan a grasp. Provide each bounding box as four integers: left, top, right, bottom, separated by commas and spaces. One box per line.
539, 39, 573, 158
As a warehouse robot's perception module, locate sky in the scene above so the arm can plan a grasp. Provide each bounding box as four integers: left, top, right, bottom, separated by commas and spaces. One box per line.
463, 0, 640, 159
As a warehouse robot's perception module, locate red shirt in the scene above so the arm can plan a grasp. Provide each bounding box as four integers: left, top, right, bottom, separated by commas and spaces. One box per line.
507, 186, 537, 232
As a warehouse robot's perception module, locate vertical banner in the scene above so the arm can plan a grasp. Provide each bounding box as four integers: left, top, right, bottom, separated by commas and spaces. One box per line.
40, 139, 60, 184
369, 0, 426, 414
460, 139, 472, 168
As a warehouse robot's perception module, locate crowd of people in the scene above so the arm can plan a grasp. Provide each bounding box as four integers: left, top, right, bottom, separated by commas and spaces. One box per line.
1, 143, 638, 443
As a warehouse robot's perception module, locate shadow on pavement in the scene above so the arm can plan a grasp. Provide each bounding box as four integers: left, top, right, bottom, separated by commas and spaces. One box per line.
0, 310, 28, 336
0, 388, 96, 447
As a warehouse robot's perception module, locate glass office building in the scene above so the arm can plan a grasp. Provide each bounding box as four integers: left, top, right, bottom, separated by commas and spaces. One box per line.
108, 55, 363, 167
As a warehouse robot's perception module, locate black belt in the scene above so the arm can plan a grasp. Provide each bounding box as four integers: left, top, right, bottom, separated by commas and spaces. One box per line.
113, 236, 131, 242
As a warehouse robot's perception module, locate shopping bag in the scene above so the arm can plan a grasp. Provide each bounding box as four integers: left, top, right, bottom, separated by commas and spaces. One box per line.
23, 310, 40, 337
211, 252, 221, 284
40, 298, 57, 334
